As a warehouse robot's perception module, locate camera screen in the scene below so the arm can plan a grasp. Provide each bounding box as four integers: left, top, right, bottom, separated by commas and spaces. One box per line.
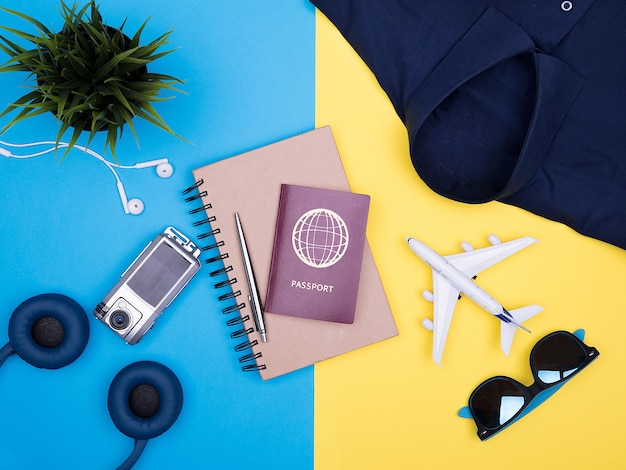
128, 242, 192, 307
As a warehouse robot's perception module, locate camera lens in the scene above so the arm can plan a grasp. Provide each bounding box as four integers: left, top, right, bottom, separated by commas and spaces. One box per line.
109, 310, 130, 330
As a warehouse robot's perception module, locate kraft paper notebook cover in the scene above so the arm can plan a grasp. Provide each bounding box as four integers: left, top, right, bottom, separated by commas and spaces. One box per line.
186, 126, 397, 380
265, 184, 370, 324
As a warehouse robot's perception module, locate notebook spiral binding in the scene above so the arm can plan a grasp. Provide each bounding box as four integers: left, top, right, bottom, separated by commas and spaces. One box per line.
183, 179, 267, 372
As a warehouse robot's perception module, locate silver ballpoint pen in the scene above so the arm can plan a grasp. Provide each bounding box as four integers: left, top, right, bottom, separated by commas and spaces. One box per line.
234, 212, 267, 342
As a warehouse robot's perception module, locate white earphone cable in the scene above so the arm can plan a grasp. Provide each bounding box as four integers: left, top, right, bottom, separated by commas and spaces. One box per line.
0, 139, 124, 185
0, 139, 171, 215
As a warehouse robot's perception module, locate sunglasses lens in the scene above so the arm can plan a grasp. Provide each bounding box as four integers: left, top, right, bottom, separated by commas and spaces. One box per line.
531, 332, 587, 384
470, 378, 526, 429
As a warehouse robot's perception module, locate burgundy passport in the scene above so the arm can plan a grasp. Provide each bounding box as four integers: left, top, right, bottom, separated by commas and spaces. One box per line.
265, 184, 370, 324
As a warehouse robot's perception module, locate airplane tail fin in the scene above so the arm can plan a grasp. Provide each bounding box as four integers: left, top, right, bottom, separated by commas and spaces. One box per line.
500, 305, 543, 355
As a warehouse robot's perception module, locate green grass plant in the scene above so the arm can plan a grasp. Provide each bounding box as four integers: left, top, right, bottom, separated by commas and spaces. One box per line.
0, 1, 185, 158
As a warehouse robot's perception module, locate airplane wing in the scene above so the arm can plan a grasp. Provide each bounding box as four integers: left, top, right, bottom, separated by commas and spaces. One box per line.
431, 270, 461, 366
444, 236, 538, 279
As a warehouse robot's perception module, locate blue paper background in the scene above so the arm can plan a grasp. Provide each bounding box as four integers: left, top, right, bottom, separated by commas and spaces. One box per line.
0, 1, 315, 468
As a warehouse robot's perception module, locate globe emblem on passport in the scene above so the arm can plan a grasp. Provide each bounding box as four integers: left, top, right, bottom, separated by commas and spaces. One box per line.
292, 208, 349, 268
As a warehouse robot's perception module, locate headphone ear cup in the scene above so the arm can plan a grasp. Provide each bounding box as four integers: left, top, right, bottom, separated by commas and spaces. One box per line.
108, 361, 183, 441
7, 293, 90, 370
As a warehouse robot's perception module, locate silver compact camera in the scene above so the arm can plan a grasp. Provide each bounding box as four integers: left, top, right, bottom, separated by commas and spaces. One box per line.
94, 226, 201, 344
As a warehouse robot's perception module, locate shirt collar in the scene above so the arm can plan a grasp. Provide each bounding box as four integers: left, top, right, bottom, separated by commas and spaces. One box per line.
404, 7, 585, 203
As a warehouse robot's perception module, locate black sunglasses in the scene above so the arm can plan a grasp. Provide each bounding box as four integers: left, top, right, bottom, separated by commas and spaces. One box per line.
458, 330, 599, 440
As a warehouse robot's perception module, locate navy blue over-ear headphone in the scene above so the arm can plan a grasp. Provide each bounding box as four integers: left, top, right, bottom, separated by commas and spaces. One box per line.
1, 294, 183, 470
108, 361, 184, 470
0, 293, 90, 369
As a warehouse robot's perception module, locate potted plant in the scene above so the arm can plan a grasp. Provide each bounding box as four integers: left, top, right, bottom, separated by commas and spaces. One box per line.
0, 0, 185, 158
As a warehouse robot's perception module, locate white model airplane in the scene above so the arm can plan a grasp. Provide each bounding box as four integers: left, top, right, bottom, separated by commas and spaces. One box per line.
406, 235, 542, 366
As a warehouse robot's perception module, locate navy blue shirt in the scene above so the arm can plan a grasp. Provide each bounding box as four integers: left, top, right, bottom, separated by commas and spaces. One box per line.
311, 1, 626, 249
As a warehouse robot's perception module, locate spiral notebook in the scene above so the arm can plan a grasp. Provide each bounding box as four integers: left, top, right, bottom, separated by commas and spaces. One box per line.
183, 126, 398, 380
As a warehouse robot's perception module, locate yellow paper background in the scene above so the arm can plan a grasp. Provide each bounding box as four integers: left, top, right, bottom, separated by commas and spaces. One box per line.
314, 11, 626, 469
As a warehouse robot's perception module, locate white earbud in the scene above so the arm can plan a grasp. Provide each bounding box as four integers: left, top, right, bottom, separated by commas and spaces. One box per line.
0, 139, 173, 215
156, 162, 174, 178
116, 181, 145, 215
126, 198, 145, 215
131, 158, 173, 178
